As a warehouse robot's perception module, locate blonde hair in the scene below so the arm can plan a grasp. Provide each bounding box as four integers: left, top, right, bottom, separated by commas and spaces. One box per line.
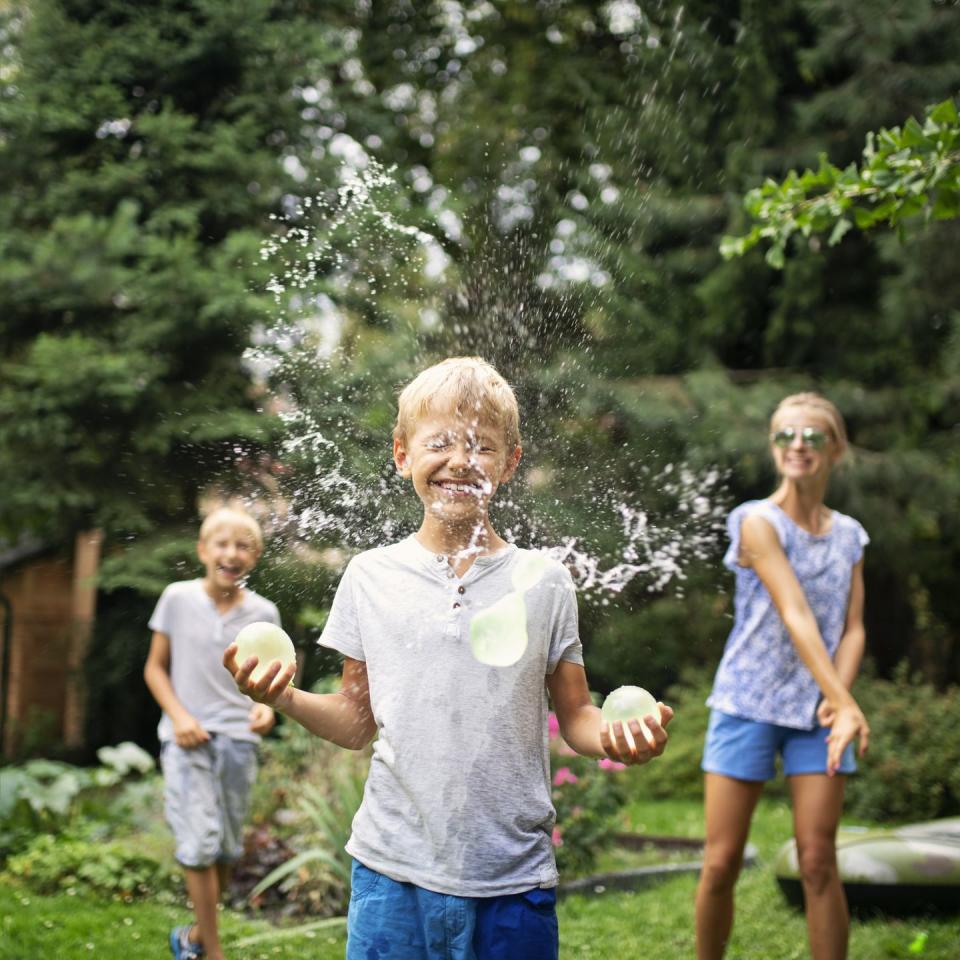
770, 392, 848, 457
394, 356, 521, 448
199, 506, 264, 551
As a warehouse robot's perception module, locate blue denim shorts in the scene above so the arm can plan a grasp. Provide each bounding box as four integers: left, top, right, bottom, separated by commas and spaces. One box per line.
160, 735, 257, 868
702, 709, 857, 781
347, 860, 559, 960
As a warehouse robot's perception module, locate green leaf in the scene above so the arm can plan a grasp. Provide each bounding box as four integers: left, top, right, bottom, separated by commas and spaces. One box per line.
827, 218, 852, 246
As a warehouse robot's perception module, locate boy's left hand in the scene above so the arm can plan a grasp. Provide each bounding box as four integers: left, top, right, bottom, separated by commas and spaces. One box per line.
248, 702, 276, 735
600, 703, 674, 766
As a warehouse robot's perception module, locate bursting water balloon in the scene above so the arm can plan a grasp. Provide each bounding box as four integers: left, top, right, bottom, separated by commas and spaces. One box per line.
469, 591, 528, 667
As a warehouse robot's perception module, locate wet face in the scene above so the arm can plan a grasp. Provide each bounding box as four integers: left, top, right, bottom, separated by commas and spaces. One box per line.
393, 411, 521, 525
770, 407, 840, 482
197, 523, 260, 592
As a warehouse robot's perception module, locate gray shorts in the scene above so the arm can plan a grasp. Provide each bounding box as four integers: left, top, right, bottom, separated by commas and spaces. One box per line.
160, 735, 258, 869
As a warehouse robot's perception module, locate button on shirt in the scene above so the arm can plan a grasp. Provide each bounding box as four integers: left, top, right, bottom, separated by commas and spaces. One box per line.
707, 500, 869, 730
319, 536, 584, 897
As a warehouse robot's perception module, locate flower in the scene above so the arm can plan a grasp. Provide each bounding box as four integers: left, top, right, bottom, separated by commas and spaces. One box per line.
551, 827, 564, 847
548, 712, 560, 739
598, 757, 627, 772
552, 767, 579, 786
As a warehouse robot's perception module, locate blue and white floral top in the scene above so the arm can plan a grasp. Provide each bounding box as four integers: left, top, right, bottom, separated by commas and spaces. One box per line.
706, 499, 869, 730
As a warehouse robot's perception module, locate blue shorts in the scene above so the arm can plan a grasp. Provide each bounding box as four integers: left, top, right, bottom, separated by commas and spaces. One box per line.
701, 709, 857, 781
160, 736, 258, 868
347, 860, 559, 960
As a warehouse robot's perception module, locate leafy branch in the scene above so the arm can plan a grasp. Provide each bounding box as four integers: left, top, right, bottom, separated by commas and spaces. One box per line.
721, 98, 960, 268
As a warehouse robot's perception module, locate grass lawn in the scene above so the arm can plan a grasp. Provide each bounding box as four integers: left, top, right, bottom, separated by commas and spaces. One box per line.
2, 796, 958, 959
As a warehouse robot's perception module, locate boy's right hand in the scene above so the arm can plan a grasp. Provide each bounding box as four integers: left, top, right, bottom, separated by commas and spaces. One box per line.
172, 714, 210, 749
223, 642, 296, 711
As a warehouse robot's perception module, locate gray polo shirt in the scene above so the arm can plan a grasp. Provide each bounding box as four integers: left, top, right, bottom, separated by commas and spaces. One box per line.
149, 579, 281, 744
319, 536, 584, 897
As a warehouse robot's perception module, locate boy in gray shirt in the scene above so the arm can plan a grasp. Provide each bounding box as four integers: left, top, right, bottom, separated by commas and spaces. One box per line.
225, 357, 672, 959
145, 506, 281, 960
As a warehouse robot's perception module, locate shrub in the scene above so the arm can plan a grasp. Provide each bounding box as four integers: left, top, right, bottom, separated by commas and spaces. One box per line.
248, 696, 369, 917
0, 742, 157, 861
549, 712, 630, 876
629, 663, 960, 824
845, 662, 960, 822
5, 834, 178, 900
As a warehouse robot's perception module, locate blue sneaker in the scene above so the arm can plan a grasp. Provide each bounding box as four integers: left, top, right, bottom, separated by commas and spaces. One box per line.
169, 925, 204, 960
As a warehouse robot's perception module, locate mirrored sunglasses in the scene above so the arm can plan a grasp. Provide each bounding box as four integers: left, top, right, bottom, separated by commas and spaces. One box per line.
771, 426, 828, 450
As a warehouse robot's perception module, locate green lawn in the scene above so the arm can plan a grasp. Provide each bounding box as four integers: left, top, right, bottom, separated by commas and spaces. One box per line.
2, 797, 958, 959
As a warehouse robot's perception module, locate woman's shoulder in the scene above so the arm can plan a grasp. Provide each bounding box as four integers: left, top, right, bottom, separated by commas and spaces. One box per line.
723, 500, 789, 570
829, 509, 870, 549
728, 499, 786, 533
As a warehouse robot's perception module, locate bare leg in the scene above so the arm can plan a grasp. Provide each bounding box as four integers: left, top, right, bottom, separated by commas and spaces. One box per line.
695, 773, 765, 960
217, 862, 233, 903
789, 774, 848, 960
184, 865, 226, 960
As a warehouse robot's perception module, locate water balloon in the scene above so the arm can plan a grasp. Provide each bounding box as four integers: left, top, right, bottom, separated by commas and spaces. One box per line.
469, 591, 528, 666
234, 621, 296, 684
601, 685, 659, 749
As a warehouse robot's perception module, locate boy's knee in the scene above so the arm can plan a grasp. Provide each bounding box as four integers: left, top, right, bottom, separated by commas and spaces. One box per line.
177, 833, 221, 870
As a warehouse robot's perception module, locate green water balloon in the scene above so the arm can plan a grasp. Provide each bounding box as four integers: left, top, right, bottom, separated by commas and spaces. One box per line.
469, 591, 528, 667
601, 685, 659, 749
234, 621, 296, 684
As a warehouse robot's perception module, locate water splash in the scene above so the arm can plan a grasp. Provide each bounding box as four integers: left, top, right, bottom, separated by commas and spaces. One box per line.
244, 159, 729, 605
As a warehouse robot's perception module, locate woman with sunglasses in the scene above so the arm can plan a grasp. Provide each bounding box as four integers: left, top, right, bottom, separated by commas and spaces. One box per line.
695, 392, 870, 960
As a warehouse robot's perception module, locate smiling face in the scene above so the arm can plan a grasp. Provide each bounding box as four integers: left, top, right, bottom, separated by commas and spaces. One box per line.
770, 405, 841, 482
393, 410, 522, 528
197, 521, 261, 594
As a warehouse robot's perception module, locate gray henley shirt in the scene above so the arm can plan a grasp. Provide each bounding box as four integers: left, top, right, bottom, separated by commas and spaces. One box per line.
319, 536, 584, 897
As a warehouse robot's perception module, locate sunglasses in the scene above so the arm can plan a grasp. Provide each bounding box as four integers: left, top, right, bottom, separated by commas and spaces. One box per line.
771, 426, 828, 450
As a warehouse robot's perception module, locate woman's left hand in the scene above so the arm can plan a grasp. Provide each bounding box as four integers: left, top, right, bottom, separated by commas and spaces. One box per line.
826, 701, 869, 774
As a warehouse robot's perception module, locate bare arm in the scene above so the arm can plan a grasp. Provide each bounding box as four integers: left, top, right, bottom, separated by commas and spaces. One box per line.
546, 660, 672, 765
143, 630, 210, 748
834, 559, 866, 688
223, 645, 376, 750
817, 560, 866, 724
740, 514, 869, 769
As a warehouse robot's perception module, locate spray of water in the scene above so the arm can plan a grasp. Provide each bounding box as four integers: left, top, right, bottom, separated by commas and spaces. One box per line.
244, 159, 729, 607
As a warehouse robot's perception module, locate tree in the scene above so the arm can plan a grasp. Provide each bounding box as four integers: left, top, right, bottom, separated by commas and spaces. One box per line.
0, 0, 345, 542
720, 99, 960, 268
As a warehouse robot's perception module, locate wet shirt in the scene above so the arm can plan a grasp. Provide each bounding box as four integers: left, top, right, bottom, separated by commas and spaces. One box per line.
150, 579, 281, 743
319, 536, 584, 897
707, 500, 868, 730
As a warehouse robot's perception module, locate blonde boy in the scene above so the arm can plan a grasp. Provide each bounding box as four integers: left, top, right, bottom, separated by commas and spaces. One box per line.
145, 506, 281, 960
225, 357, 671, 960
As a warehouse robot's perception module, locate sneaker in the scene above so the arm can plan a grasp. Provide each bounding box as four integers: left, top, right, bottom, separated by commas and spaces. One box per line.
169, 925, 204, 960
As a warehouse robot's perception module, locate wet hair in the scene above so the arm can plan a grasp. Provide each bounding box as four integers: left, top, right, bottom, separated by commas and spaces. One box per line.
770, 392, 848, 457
394, 356, 521, 449
198, 506, 264, 551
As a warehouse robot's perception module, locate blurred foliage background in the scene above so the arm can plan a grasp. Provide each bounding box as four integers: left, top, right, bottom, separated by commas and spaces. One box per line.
0, 0, 958, 759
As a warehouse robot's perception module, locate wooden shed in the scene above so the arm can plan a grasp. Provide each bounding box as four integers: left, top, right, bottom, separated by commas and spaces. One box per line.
0, 530, 103, 758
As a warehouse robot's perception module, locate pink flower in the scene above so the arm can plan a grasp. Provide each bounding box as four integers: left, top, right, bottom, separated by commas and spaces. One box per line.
551, 827, 563, 847
552, 767, 579, 786
547, 712, 560, 739
598, 757, 627, 772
